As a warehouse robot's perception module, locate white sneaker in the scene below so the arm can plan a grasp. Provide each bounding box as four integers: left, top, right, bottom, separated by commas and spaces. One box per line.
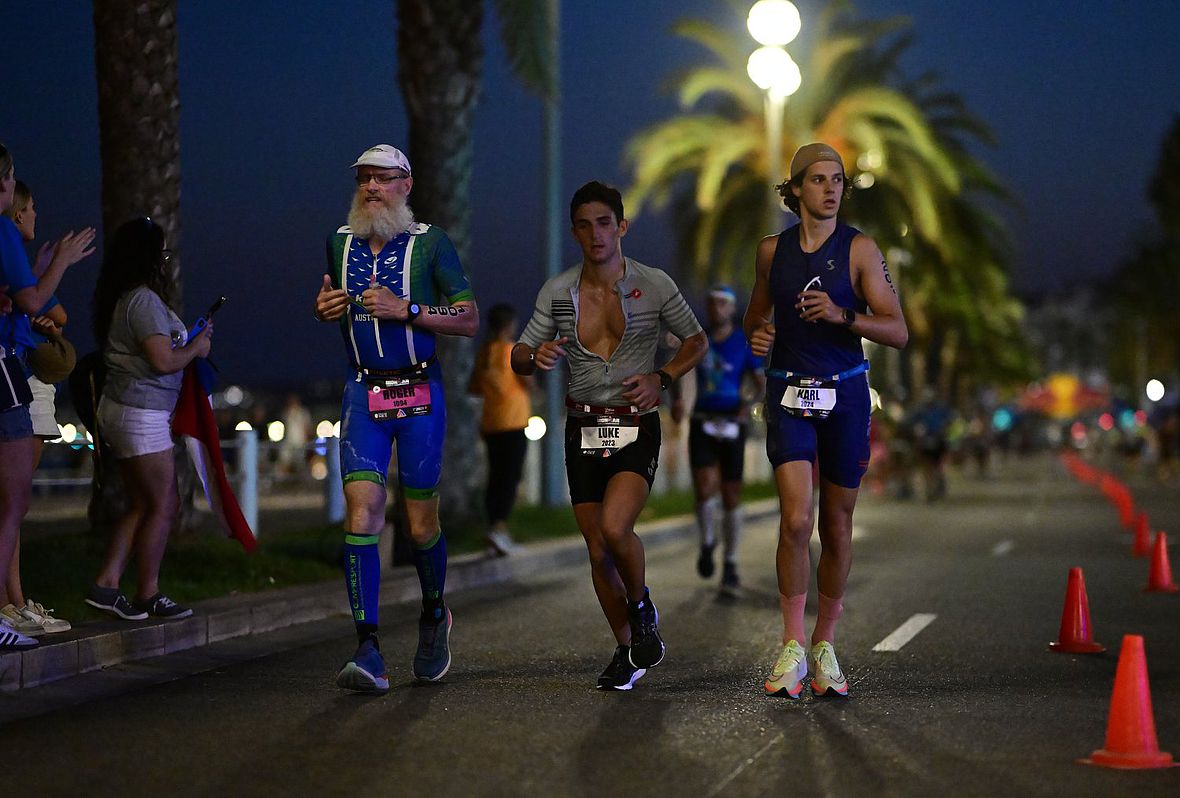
809, 640, 850, 697
0, 620, 39, 650
20, 600, 71, 634
0, 603, 42, 636
485, 528, 516, 556
764, 639, 808, 698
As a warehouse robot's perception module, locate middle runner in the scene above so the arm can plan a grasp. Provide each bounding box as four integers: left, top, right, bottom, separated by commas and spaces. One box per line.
512, 181, 707, 691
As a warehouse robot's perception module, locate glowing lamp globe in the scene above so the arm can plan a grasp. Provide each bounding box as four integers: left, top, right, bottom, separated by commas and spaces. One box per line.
747, 46, 801, 98
747, 0, 802, 46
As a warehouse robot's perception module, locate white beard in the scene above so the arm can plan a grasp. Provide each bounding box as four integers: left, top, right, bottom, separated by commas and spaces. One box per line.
347, 195, 415, 240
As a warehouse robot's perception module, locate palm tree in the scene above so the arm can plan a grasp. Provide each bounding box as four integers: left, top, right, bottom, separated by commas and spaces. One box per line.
91, 0, 194, 530
396, 0, 554, 523
625, 1, 1030, 395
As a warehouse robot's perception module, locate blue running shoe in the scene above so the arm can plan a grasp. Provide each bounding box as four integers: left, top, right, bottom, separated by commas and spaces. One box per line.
336, 638, 390, 694
413, 605, 452, 682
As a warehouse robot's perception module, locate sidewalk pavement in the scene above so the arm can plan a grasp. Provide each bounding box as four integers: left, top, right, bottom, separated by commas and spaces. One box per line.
1, 499, 780, 692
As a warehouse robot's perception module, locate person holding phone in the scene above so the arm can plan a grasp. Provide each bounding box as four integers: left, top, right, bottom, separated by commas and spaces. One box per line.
85, 218, 212, 621
745, 144, 907, 698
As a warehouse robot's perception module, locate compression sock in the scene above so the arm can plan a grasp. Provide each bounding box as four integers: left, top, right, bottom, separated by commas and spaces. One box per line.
812, 591, 845, 645
721, 506, 743, 564
343, 532, 381, 641
413, 530, 448, 621
779, 592, 808, 645
696, 496, 720, 548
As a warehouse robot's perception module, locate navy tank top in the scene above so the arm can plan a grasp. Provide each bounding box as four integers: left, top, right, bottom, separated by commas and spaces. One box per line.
768, 221, 866, 375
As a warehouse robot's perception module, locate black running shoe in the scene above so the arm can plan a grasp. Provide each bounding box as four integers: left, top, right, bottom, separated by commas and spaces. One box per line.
413, 605, 452, 682
696, 543, 716, 579
627, 591, 665, 669
597, 645, 646, 691
719, 562, 741, 598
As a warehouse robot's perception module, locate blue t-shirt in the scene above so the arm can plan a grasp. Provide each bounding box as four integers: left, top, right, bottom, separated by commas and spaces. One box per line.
325, 223, 473, 372
693, 327, 763, 415
0, 217, 36, 354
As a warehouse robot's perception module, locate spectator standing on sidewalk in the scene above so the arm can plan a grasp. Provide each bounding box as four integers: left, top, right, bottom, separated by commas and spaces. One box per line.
468, 303, 531, 555
0, 180, 75, 635
0, 144, 94, 650
84, 218, 212, 622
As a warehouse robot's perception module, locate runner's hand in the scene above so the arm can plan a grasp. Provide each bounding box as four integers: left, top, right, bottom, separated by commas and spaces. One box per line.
315, 274, 349, 321
361, 284, 411, 320
622, 373, 662, 410
796, 289, 840, 324
533, 336, 568, 370
30, 315, 60, 337
749, 323, 775, 357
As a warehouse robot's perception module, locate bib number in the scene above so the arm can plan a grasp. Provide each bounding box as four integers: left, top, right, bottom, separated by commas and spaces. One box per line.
780, 375, 837, 419
367, 377, 432, 420
579, 415, 640, 458
702, 419, 740, 440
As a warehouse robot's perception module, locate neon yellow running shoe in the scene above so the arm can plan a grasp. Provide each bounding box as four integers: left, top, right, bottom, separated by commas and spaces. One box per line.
764, 640, 808, 698
809, 640, 849, 697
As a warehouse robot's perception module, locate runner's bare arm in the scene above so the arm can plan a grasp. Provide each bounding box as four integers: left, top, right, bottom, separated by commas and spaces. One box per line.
511, 337, 568, 375
847, 235, 908, 349
743, 235, 778, 356
412, 301, 479, 337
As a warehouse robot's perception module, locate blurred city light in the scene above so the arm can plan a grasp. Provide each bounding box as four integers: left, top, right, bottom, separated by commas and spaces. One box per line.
525, 415, 547, 441
1134, 410, 1148, 427
1098, 412, 1115, 431
333, 421, 341, 437
235, 421, 253, 432
992, 408, 1013, 432
1118, 409, 1136, 431
316, 419, 335, 438
1070, 421, 1087, 443
267, 421, 285, 443
224, 385, 245, 406
1145, 379, 1165, 402
868, 386, 882, 412
60, 423, 77, 442
746, 0, 801, 46
310, 460, 328, 480
856, 172, 876, 189
746, 46, 801, 98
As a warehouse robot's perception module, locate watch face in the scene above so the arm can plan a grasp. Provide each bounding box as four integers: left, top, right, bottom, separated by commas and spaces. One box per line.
410, 303, 420, 314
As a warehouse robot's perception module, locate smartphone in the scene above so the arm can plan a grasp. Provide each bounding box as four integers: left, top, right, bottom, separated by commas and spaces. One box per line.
188, 295, 227, 339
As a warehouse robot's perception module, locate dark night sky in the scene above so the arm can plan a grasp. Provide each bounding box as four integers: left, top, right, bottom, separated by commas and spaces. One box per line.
6, 1, 1179, 384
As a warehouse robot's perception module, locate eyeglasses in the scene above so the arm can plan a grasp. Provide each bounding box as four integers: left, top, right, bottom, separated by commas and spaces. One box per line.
355, 173, 409, 187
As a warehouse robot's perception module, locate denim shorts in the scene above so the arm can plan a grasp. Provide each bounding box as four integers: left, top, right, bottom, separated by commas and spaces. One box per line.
0, 404, 33, 442
97, 397, 175, 459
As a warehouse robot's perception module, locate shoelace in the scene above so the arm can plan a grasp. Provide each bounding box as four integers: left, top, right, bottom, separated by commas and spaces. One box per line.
773, 644, 804, 676
156, 596, 178, 610
815, 645, 842, 678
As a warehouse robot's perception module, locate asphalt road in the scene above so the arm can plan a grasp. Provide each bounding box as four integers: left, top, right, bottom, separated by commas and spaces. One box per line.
2, 455, 1178, 797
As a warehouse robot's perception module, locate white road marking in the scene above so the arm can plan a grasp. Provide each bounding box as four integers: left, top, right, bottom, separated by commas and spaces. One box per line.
992, 540, 1015, 557
872, 613, 937, 652
706, 732, 784, 798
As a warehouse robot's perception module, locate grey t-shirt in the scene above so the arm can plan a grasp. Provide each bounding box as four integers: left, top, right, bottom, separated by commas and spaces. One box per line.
518, 257, 703, 409
103, 286, 187, 410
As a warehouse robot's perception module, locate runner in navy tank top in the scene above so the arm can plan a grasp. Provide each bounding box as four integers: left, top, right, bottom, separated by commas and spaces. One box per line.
743, 143, 908, 699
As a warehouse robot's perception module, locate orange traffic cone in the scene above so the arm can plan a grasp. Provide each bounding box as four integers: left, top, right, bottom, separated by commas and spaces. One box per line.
1080, 635, 1176, 769
1144, 532, 1179, 593
1132, 514, 1153, 558
1049, 567, 1105, 654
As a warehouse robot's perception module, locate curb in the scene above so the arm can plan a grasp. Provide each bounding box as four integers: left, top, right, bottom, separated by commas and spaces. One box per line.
0, 499, 779, 692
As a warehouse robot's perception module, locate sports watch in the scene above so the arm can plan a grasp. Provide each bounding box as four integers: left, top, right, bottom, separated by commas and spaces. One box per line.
656, 369, 673, 391
406, 302, 422, 322
841, 307, 855, 327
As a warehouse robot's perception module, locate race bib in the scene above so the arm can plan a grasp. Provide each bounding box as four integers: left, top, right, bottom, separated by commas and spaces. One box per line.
579, 415, 640, 458
702, 419, 740, 440
780, 375, 837, 419
368, 378, 432, 420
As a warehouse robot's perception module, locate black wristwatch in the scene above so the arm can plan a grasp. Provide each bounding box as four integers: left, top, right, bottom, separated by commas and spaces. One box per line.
406, 302, 422, 322
656, 369, 673, 391
841, 307, 855, 327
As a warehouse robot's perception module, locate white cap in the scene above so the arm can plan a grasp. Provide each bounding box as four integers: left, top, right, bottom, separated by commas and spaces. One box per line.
351, 144, 412, 174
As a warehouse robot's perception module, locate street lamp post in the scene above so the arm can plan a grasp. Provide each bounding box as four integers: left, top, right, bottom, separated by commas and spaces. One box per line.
745, 0, 802, 232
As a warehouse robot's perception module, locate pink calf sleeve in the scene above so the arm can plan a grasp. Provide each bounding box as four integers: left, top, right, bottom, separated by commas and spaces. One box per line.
812, 591, 844, 645
779, 592, 807, 644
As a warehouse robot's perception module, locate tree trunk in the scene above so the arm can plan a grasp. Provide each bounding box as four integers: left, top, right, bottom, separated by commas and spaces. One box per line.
397, 0, 486, 526
93, 0, 196, 532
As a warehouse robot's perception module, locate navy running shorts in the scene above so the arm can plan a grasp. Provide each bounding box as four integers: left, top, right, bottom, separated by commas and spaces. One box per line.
764, 372, 871, 489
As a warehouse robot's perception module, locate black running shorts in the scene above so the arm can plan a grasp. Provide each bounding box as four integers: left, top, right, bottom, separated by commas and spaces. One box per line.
564, 412, 661, 505
688, 416, 748, 482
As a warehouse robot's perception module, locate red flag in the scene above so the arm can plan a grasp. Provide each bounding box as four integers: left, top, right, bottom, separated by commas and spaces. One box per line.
171, 361, 257, 551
